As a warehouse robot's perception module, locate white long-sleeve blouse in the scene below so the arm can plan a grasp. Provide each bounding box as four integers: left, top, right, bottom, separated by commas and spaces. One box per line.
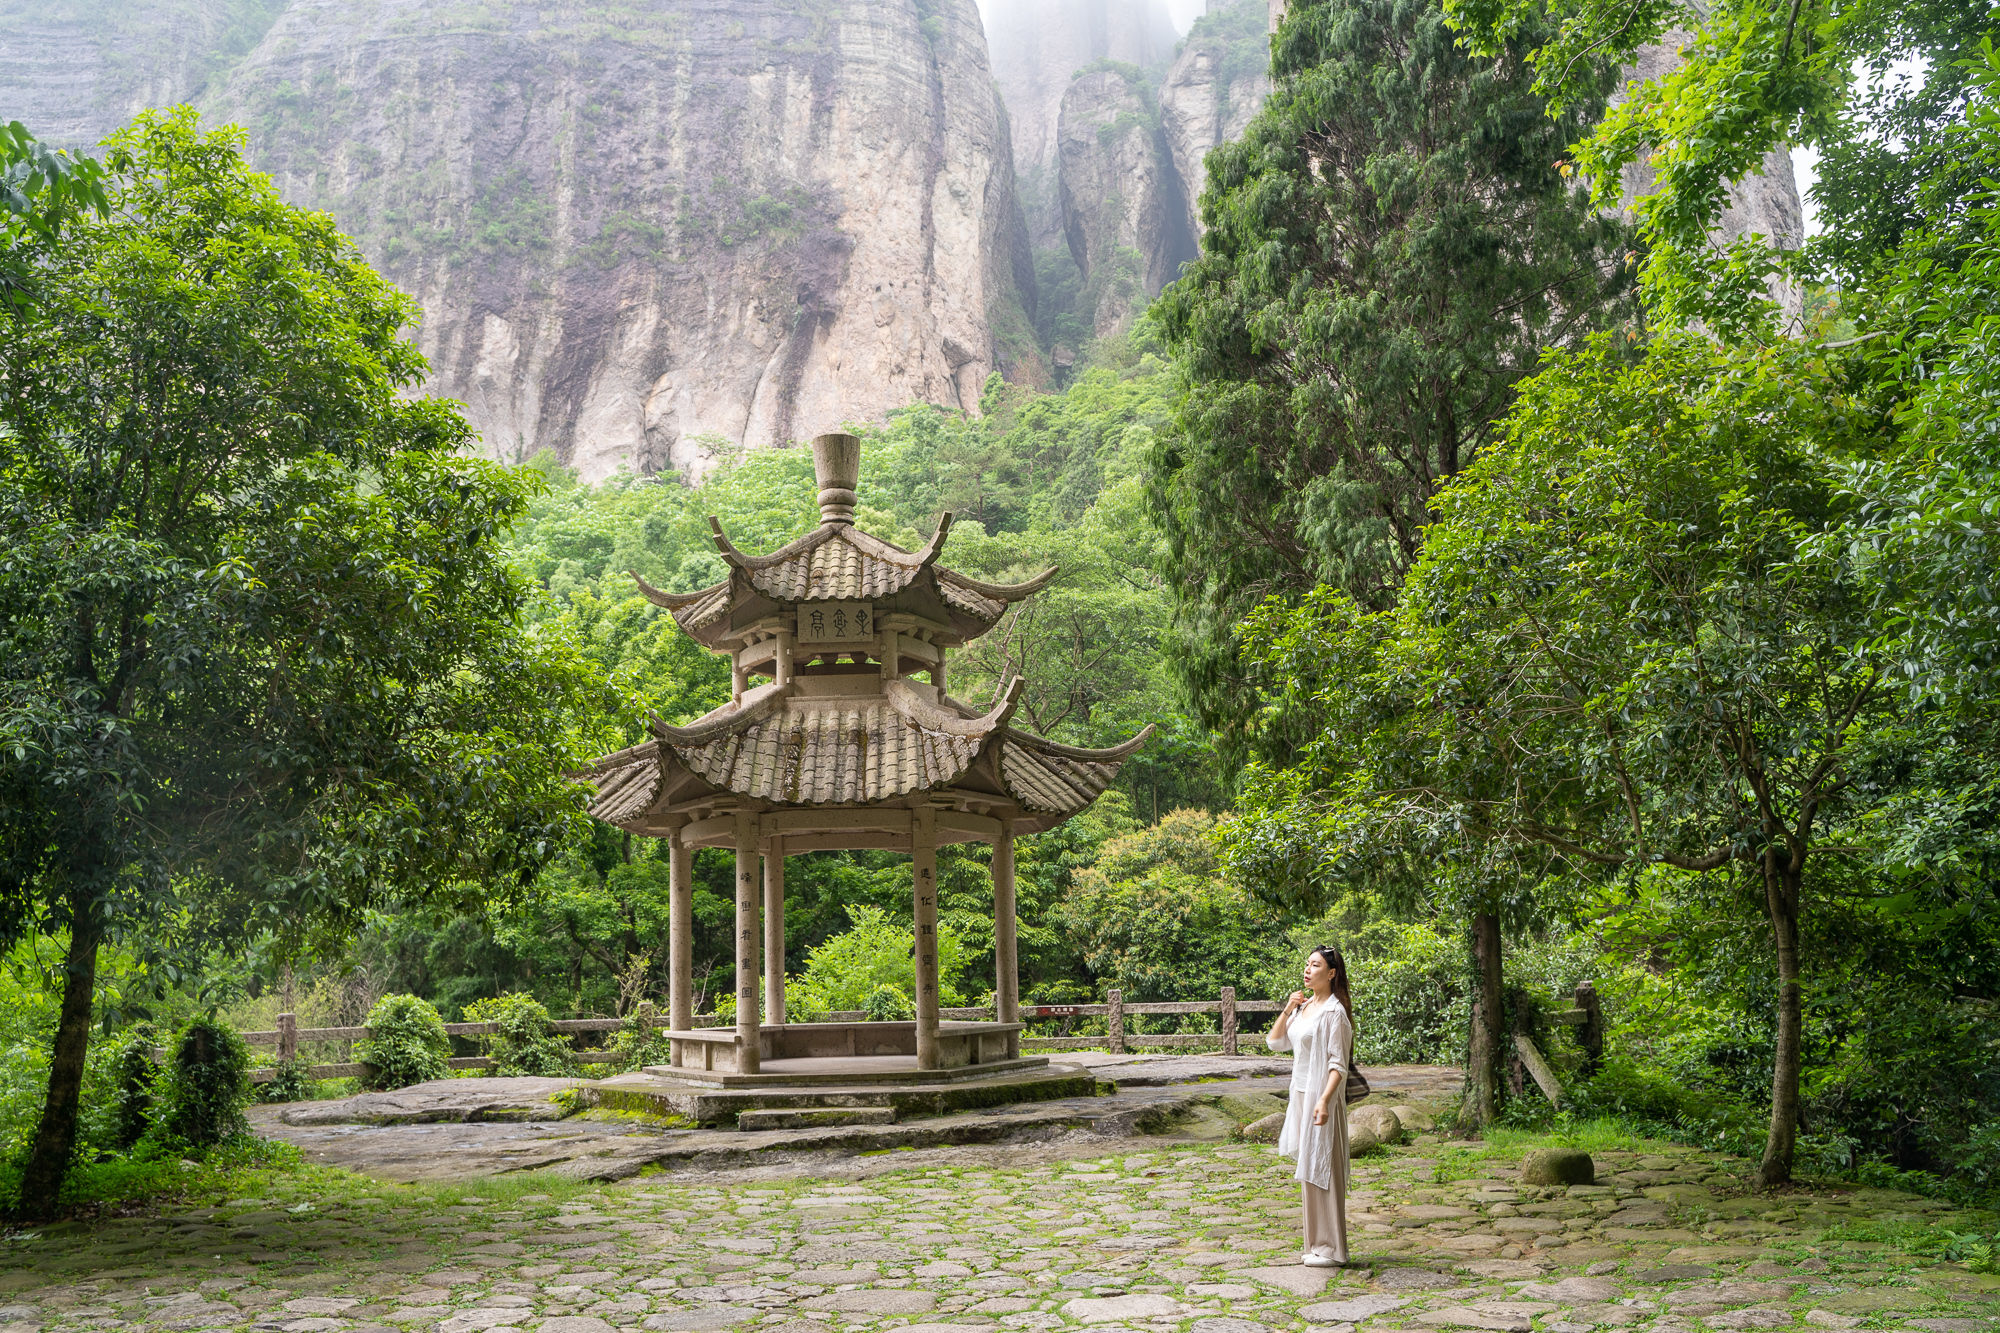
1265, 998, 1352, 1190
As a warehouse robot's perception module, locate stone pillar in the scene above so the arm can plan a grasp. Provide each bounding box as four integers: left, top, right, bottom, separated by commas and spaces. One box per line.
277, 1011, 298, 1063
1108, 988, 1126, 1054
669, 831, 694, 1038
774, 632, 794, 688
913, 805, 941, 1070
993, 819, 1020, 1026
733, 809, 761, 1074
1220, 986, 1238, 1055
764, 836, 786, 1026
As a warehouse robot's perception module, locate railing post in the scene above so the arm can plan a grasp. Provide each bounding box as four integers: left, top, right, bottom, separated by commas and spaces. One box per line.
1220, 987, 1237, 1055
1107, 989, 1125, 1054
278, 1011, 298, 1063
637, 1000, 657, 1034
1575, 981, 1605, 1075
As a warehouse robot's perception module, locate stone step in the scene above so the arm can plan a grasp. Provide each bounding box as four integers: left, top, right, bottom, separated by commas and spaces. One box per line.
737, 1106, 898, 1131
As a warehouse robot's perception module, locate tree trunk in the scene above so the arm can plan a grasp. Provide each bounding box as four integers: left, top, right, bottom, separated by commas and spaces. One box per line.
1758, 853, 1804, 1187
18, 897, 103, 1218
1464, 910, 1503, 1126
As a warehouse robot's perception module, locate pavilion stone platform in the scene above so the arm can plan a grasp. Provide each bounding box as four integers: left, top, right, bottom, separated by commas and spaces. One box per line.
583, 1059, 1100, 1128
578, 434, 1151, 1122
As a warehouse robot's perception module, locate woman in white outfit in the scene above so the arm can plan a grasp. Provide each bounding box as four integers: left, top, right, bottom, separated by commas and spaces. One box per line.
1266, 944, 1354, 1267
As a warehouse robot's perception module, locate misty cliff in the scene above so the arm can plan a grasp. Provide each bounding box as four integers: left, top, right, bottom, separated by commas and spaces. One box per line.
202, 0, 1031, 481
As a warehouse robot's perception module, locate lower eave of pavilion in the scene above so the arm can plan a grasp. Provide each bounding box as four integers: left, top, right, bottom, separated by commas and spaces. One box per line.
582, 679, 1152, 848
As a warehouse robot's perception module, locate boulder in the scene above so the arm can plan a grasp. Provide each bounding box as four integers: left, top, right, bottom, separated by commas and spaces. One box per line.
1241, 1111, 1286, 1143
1391, 1104, 1435, 1133
1350, 1104, 1406, 1146
1216, 1091, 1288, 1124
1522, 1148, 1596, 1186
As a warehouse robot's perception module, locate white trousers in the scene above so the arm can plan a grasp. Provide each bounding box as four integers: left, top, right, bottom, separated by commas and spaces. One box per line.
1303, 1177, 1347, 1261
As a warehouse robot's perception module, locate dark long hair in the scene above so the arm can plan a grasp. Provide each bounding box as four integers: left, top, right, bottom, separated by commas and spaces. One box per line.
1313, 945, 1355, 1039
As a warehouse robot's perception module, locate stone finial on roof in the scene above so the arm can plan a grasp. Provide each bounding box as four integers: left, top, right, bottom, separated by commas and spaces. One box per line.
813, 432, 862, 526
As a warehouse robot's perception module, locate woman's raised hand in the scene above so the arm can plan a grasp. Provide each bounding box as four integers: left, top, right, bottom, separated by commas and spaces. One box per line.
1285, 991, 1307, 1012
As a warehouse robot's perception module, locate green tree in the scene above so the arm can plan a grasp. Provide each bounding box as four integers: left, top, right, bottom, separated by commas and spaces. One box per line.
1231, 335, 1931, 1181
1059, 809, 1283, 1003
0, 111, 609, 1214
1148, 0, 1634, 772
0, 121, 111, 309
1444, 0, 1996, 325
789, 905, 973, 1015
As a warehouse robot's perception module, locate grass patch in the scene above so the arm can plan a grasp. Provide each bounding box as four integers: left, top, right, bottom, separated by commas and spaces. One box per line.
0, 1137, 331, 1223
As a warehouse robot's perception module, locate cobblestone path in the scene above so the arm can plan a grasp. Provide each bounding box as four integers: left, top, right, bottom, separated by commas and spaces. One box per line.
2, 1133, 1995, 1333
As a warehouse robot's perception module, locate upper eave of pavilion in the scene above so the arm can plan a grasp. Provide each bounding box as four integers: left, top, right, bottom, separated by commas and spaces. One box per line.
582, 677, 1154, 837
629, 514, 1058, 651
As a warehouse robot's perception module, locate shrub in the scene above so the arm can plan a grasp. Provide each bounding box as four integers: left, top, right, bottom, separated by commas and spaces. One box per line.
354, 994, 452, 1090
107, 1025, 159, 1148
152, 1017, 252, 1149
257, 1059, 315, 1104
464, 993, 577, 1076
610, 1010, 674, 1072
865, 984, 915, 1022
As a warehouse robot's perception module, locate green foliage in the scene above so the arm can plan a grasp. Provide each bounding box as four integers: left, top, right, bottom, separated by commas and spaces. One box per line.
609, 1010, 674, 1072
0, 1132, 302, 1220
864, 984, 915, 1022
0, 120, 112, 308
789, 906, 970, 1014
1059, 809, 1281, 1003
107, 1026, 157, 1148
1149, 0, 1635, 768
1443, 0, 1996, 324
354, 994, 452, 1090
0, 109, 614, 1201
256, 1059, 314, 1105
151, 1017, 251, 1150
464, 993, 577, 1077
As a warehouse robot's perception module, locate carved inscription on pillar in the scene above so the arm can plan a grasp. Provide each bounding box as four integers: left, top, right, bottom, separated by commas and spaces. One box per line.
915, 861, 937, 1002
799, 601, 873, 645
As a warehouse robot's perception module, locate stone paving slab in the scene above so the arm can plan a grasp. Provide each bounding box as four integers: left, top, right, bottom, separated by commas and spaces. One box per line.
7, 1064, 1999, 1333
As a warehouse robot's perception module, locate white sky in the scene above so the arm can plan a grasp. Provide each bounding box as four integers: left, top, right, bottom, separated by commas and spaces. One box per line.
971, 1, 1208, 38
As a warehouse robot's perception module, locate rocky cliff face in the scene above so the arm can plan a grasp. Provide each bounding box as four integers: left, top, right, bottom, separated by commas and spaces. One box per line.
194, 0, 1029, 482
0, 0, 286, 147
1158, 0, 1274, 238
1055, 68, 1196, 335
982, 0, 1178, 244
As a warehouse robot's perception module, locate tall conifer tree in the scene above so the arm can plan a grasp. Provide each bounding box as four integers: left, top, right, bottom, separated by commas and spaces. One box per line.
1149, 0, 1634, 770
1147, 0, 1635, 1120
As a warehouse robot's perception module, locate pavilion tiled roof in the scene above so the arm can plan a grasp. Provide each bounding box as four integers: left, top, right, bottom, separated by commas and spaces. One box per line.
630, 520, 1057, 649
583, 679, 1153, 830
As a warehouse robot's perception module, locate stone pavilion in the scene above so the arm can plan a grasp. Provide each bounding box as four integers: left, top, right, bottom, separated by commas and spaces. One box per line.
582, 433, 1151, 1084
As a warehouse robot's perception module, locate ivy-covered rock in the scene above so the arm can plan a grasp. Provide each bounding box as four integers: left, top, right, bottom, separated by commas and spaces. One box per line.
152, 1018, 252, 1150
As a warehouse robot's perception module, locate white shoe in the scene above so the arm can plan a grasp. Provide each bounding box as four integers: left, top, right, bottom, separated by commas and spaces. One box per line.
1303, 1250, 1340, 1268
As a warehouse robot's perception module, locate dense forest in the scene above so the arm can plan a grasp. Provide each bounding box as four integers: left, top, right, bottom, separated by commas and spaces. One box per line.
3, 0, 1998, 1222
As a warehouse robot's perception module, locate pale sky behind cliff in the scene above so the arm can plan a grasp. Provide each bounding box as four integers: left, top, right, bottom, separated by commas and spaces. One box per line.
972, 0, 1207, 38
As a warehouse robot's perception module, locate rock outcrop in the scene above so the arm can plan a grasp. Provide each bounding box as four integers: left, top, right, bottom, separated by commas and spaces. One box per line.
1158, 0, 1274, 237
983, 0, 1178, 243
1055, 68, 1197, 334
196, 0, 1030, 482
